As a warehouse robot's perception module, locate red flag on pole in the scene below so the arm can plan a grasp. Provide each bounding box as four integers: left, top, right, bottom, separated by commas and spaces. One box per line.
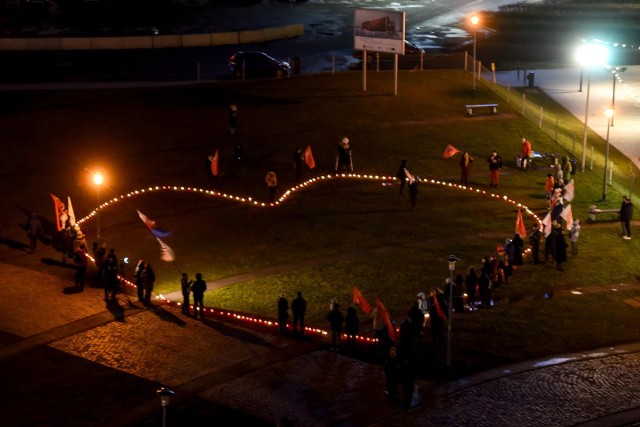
210, 150, 219, 177
304, 145, 316, 169
442, 144, 461, 159
516, 209, 527, 238
375, 297, 396, 342
353, 286, 371, 315
50, 193, 66, 231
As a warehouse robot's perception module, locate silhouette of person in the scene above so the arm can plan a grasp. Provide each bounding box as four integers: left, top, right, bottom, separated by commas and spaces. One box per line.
73, 243, 88, 290
291, 291, 307, 336
26, 212, 43, 254
134, 260, 146, 303
396, 160, 407, 194
181, 272, 193, 315
345, 306, 359, 347
104, 248, 119, 301
327, 302, 344, 350
191, 273, 207, 319
143, 263, 156, 305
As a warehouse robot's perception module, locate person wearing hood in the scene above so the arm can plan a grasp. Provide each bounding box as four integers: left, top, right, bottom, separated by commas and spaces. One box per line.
570, 219, 580, 255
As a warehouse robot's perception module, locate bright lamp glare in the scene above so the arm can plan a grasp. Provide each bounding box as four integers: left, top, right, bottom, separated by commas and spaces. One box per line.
93, 172, 104, 186
470, 15, 479, 25
575, 43, 609, 67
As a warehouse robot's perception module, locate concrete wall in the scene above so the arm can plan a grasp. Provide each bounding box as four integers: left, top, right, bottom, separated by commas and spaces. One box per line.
0, 24, 305, 51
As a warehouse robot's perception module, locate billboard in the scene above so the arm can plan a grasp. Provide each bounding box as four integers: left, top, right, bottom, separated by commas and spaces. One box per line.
354, 8, 406, 55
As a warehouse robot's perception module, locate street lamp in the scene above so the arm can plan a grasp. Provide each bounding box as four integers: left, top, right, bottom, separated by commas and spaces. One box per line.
446, 254, 459, 368
92, 172, 103, 240
575, 42, 609, 173
608, 66, 626, 127
602, 107, 614, 201
470, 15, 479, 95
156, 386, 175, 427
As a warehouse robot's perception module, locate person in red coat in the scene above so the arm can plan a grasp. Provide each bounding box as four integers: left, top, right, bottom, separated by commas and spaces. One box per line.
520, 137, 532, 170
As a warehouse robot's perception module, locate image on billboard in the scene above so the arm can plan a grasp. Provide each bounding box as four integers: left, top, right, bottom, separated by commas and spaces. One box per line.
354, 8, 406, 55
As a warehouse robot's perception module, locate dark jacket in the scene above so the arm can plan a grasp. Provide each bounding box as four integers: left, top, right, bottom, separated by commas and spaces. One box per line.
328, 306, 344, 332
620, 200, 634, 221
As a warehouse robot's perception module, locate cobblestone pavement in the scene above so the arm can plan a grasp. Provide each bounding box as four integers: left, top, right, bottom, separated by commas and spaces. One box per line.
3, 245, 640, 426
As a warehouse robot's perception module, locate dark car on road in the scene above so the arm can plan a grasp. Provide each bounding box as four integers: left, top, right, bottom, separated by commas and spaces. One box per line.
228, 51, 291, 79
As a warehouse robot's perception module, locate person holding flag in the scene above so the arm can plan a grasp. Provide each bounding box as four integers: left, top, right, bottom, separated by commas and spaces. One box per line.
459, 151, 474, 184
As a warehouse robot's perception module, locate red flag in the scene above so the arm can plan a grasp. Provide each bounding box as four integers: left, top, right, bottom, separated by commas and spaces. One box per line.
50, 193, 66, 231
375, 297, 396, 342
442, 144, 461, 159
304, 145, 316, 169
431, 292, 448, 321
353, 286, 371, 315
210, 150, 219, 177
516, 209, 527, 238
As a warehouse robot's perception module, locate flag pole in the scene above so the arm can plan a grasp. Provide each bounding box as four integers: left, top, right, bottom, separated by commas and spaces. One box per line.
172, 262, 182, 275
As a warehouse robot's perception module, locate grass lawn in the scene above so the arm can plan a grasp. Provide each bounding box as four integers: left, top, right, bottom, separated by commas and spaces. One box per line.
3, 69, 640, 376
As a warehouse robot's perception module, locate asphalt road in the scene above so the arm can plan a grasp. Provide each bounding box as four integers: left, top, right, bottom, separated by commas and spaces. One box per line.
0, 0, 506, 82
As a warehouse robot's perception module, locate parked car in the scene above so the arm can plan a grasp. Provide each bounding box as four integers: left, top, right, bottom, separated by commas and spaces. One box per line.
228, 51, 291, 79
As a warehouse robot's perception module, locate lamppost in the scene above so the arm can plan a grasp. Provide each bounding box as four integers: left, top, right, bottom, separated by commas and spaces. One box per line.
575, 42, 609, 173
156, 386, 175, 427
602, 107, 614, 201
470, 15, 479, 95
446, 254, 459, 368
609, 66, 626, 127
92, 172, 103, 241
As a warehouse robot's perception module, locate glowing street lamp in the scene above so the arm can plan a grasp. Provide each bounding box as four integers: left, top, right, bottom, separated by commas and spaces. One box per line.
608, 66, 626, 127
602, 107, 614, 201
575, 42, 609, 173
93, 172, 104, 240
446, 254, 459, 368
470, 14, 479, 95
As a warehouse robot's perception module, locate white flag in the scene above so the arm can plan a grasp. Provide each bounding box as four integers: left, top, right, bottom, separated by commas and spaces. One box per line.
156, 238, 175, 262
560, 204, 574, 231
563, 180, 575, 202
67, 196, 77, 226
542, 213, 553, 237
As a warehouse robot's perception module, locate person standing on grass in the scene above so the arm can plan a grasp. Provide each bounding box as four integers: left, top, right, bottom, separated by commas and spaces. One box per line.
545, 174, 555, 204
327, 302, 344, 350
520, 137, 532, 169
277, 293, 289, 334
529, 224, 542, 264
620, 195, 633, 240
335, 137, 353, 172
459, 152, 473, 184
266, 169, 278, 202
181, 272, 193, 315
291, 291, 307, 336
570, 219, 580, 255
552, 222, 568, 271
487, 150, 502, 187
191, 273, 206, 319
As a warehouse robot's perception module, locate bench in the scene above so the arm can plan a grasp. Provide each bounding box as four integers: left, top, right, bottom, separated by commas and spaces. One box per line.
588, 205, 619, 222
465, 103, 498, 116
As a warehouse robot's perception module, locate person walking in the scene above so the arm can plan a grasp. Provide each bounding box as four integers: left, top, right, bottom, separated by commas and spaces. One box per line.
570, 219, 580, 255
520, 137, 532, 170
26, 212, 43, 254
265, 169, 278, 202
143, 263, 156, 306
620, 195, 633, 240
396, 159, 408, 194
191, 273, 206, 319
345, 306, 359, 347
277, 293, 289, 334
134, 260, 146, 303
335, 137, 353, 172
487, 150, 502, 187
181, 272, 193, 315
327, 302, 344, 351
459, 152, 473, 184
529, 224, 542, 264
291, 291, 307, 336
